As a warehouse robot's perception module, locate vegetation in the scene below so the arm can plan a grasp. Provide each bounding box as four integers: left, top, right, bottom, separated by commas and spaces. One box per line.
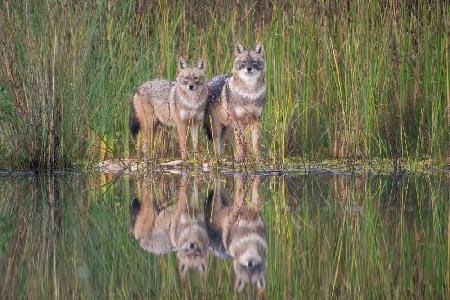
1, 0, 449, 170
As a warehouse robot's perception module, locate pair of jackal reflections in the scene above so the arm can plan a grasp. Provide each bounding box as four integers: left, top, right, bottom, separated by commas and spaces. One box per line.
130, 174, 266, 292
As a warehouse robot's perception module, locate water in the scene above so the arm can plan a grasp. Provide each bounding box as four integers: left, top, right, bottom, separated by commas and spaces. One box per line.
0, 173, 448, 299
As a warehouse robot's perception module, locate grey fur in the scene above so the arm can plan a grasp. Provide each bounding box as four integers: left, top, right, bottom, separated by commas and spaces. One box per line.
137, 79, 175, 101
131, 61, 208, 159
205, 42, 266, 160
207, 75, 230, 101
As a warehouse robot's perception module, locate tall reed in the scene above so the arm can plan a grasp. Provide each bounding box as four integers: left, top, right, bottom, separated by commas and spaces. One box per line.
0, 1, 448, 169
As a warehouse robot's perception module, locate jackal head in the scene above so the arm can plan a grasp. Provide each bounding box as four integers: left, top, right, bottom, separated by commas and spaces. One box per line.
233, 42, 265, 84
177, 58, 207, 92
176, 213, 209, 277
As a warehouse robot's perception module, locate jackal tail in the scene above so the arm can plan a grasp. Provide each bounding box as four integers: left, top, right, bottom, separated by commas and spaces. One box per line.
129, 100, 140, 155
203, 112, 213, 141
129, 101, 140, 138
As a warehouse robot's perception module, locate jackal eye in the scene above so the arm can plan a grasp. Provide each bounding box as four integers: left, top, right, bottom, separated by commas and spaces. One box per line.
194, 76, 199, 81
253, 61, 263, 70
235, 61, 245, 69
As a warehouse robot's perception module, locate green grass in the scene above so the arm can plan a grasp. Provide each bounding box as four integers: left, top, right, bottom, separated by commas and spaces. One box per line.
0, 174, 448, 298
0, 1, 449, 170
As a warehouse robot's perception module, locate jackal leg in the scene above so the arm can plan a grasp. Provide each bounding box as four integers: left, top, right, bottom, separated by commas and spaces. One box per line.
212, 118, 224, 157
250, 121, 261, 161
233, 121, 247, 162
191, 120, 200, 156
132, 95, 157, 158
176, 120, 189, 160
139, 104, 159, 159
140, 116, 158, 158
155, 124, 168, 157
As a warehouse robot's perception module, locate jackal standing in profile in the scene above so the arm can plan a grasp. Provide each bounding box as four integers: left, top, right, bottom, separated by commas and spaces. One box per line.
130, 175, 210, 277
130, 58, 208, 160
207, 175, 267, 292
204, 42, 266, 161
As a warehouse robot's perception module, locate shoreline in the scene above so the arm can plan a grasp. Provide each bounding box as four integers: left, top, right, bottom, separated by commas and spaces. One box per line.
1, 158, 449, 177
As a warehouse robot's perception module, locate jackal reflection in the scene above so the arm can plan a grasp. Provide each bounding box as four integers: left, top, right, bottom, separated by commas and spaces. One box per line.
207, 175, 267, 292
130, 175, 209, 277
130, 174, 267, 292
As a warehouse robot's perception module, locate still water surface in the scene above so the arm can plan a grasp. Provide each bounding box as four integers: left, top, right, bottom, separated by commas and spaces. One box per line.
0, 173, 448, 299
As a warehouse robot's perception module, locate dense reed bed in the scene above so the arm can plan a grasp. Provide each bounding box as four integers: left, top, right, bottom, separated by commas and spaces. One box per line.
0, 174, 448, 298
0, 1, 449, 170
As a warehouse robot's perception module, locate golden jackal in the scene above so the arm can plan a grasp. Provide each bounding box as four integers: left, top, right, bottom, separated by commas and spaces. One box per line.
204, 42, 266, 161
130, 58, 208, 160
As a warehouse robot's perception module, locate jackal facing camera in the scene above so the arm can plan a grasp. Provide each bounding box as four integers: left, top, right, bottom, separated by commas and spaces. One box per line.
130, 58, 208, 160
204, 42, 266, 161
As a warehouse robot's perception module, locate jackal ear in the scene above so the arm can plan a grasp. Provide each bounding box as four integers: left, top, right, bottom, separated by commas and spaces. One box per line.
197, 58, 205, 70
179, 57, 187, 70
235, 42, 244, 56
255, 42, 264, 55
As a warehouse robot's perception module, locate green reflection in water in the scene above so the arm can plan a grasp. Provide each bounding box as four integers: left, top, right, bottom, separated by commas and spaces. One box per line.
0, 173, 449, 299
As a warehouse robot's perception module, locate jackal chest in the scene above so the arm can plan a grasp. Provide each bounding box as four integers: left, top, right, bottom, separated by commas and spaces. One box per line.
227, 83, 265, 120
175, 96, 206, 121
231, 103, 263, 120
178, 107, 205, 121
